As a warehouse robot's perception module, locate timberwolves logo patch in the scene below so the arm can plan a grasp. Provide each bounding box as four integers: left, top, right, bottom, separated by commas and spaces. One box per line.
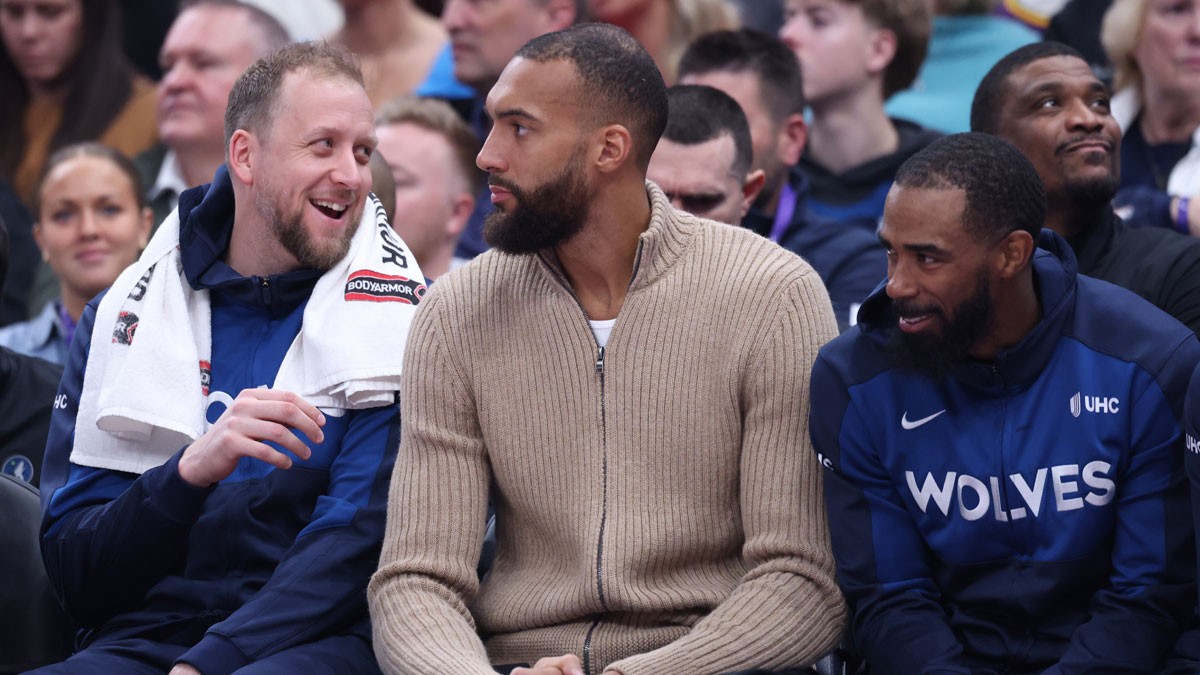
2, 455, 34, 484
112, 311, 139, 345
345, 270, 426, 304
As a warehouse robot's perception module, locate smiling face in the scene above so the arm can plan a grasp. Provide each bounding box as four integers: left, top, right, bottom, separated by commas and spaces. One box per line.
35, 154, 151, 308
1134, 0, 1200, 97
647, 134, 748, 224
0, 0, 82, 87
247, 69, 377, 270
879, 185, 997, 374
993, 56, 1121, 208
157, 5, 270, 153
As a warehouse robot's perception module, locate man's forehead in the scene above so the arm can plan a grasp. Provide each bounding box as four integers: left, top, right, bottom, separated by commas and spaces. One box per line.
1009, 55, 1102, 97
164, 5, 258, 56
652, 136, 740, 180
486, 58, 580, 117
276, 71, 374, 132
881, 185, 967, 240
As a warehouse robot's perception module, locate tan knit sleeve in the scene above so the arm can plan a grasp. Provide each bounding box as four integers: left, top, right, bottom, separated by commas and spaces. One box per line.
367, 289, 497, 675
606, 264, 847, 675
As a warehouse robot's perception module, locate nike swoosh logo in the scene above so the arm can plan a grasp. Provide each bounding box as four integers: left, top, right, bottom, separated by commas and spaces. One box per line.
901, 410, 946, 430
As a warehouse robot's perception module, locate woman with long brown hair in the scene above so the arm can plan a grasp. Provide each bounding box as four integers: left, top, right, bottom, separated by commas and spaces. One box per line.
0, 0, 157, 207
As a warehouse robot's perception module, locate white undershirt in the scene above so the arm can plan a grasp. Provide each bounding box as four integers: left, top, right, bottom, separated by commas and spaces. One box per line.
590, 318, 617, 349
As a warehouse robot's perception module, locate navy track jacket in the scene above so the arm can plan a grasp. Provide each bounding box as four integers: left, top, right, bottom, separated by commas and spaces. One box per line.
38, 169, 400, 675
810, 232, 1198, 674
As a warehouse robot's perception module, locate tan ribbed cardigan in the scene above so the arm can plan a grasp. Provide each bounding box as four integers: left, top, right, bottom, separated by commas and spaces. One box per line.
368, 183, 846, 675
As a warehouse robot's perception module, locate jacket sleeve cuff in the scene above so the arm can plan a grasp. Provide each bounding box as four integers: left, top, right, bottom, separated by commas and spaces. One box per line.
143, 447, 214, 523
176, 632, 250, 675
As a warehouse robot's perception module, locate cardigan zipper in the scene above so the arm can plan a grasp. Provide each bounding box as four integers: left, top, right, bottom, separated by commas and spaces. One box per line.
538, 243, 645, 675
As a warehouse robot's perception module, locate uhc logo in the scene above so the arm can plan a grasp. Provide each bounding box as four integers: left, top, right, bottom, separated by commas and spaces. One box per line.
345, 270, 426, 304
1188, 434, 1200, 454
1070, 392, 1119, 417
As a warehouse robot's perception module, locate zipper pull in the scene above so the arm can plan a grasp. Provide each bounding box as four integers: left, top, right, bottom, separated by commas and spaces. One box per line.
595, 346, 605, 374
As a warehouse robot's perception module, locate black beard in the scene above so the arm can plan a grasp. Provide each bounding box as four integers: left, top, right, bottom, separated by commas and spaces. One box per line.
483, 151, 590, 255
1064, 172, 1119, 211
885, 271, 993, 380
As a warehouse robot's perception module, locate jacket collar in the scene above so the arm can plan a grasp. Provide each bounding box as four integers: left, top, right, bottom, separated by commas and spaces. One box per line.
176, 165, 323, 313
856, 229, 1078, 390
535, 181, 698, 294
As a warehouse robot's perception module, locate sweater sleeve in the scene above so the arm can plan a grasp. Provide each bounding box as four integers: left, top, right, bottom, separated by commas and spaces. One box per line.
367, 292, 496, 675
176, 402, 400, 675
1047, 338, 1198, 674
40, 297, 216, 629
808, 351, 973, 675
607, 269, 847, 675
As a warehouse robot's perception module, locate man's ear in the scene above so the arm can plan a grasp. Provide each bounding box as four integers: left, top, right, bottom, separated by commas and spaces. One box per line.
594, 124, 634, 175
777, 113, 807, 167
741, 169, 766, 219
227, 129, 256, 186
866, 27, 898, 79
446, 191, 475, 238
995, 229, 1037, 279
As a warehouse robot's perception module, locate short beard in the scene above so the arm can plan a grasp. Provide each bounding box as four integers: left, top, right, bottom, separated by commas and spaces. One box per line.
885, 271, 993, 380
255, 182, 360, 271
1064, 173, 1119, 211
482, 147, 590, 254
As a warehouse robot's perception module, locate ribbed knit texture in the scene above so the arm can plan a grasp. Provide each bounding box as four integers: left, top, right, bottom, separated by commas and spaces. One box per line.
368, 183, 846, 675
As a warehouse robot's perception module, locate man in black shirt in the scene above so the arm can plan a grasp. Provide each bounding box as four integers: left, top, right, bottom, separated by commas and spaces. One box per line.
972, 42, 1200, 338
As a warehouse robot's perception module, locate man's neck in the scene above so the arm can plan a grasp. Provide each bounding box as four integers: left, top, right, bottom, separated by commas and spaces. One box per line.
421, 243, 455, 281
807, 87, 897, 174
338, 0, 423, 54
227, 205, 299, 278
1043, 194, 1109, 241
970, 273, 1041, 361
554, 179, 652, 321
175, 145, 226, 189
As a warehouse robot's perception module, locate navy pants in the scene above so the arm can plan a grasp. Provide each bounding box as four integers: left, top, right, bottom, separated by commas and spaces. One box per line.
24, 633, 381, 674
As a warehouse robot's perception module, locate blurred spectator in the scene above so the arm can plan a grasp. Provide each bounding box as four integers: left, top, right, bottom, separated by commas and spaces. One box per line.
0, 143, 151, 365
588, 0, 739, 83
1043, 0, 1113, 82
677, 29, 885, 327
441, 0, 585, 260
678, 29, 806, 231
1103, 0, 1200, 236
973, 41, 1200, 338
375, 95, 481, 280
243, 0, 340, 40
994, 0, 1067, 31
0, 181, 39, 325
119, 0, 180, 79
335, 0, 472, 107
648, 85, 765, 225
780, 0, 940, 228
886, 0, 1037, 133
0, 215, 62, 489
0, 0, 158, 208
136, 0, 289, 228
729, 0, 783, 33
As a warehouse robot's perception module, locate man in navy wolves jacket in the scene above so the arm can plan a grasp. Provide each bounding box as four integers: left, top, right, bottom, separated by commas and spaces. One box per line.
31, 44, 399, 674
811, 133, 1199, 674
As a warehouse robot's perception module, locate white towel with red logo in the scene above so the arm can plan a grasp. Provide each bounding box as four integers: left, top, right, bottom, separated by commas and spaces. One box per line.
71, 194, 423, 475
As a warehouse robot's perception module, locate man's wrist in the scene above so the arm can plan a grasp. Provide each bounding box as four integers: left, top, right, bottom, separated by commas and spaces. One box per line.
1175, 196, 1191, 234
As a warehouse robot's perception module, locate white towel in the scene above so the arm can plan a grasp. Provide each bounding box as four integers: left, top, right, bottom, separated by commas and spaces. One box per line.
71, 195, 423, 475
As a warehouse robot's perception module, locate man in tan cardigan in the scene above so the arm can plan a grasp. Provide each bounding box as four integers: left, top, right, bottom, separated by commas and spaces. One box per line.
367, 23, 846, 675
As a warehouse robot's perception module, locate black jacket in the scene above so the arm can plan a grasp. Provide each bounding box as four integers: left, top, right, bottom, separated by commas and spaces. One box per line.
0, 345, 62, 486
1067, 208, 1200, 339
